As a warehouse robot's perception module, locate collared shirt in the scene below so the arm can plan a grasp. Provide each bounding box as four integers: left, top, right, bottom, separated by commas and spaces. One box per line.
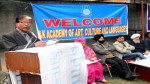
16, 28, 30, 41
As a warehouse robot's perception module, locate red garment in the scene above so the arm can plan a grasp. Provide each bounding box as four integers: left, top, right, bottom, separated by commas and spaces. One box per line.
75, 38, 104, 84
87, 62, 104, 84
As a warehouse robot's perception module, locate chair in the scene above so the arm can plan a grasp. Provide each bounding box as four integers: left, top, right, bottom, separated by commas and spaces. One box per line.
103, 60, 133, 78
124, 60, 134, 73
103, 63, 113, 78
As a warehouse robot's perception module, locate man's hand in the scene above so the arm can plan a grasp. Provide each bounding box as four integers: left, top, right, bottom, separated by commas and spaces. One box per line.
144, 50, 149, 55
34, 41, 46, 47
104, 48, 108, 50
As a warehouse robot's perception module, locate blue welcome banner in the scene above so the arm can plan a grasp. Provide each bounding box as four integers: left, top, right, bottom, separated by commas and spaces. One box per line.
32, 4, 128, 41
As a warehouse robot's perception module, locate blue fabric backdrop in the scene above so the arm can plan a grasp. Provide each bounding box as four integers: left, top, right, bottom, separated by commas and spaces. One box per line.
32, 4, 128, 41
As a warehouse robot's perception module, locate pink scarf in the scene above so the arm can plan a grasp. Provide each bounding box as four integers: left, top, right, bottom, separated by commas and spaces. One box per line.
75, 38, 97, 60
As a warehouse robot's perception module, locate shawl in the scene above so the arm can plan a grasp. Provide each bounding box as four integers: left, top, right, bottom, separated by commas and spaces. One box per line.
75, 38, 97, 60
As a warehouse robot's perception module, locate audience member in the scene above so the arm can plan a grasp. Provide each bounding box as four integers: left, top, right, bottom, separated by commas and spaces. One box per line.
113, 35, 146, 60
128, 33, 148, 55
92, 34, 138, 80
2, 15, 46, 51
75, 38, 108, 84
144, 32, 150, 51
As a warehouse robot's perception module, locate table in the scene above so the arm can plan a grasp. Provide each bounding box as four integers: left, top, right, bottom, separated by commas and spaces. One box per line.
129, 59, 150, 82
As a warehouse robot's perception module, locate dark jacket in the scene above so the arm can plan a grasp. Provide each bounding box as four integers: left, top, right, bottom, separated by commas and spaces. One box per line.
2, 29, 40, 51
144, 37, 150, 50
128, 40, 145, 53
92, 42, 117, 63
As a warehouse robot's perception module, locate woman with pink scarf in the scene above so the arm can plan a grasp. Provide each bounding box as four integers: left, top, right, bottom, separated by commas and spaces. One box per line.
75, 38, 108, 84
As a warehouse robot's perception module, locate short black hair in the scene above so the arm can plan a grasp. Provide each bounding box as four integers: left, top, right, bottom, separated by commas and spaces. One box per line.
116, 35, 124, 39
16, 15, 32, 23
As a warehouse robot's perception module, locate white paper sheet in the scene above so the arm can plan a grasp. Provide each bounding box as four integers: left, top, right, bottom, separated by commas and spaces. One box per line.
15, 43, 88, 84
85, 59, 101, 64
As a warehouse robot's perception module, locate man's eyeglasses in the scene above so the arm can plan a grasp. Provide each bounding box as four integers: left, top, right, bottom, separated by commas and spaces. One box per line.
19, 22, 32, 25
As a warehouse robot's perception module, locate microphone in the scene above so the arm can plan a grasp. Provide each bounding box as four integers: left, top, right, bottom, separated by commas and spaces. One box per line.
24, 32, 37, 49
31, 32, 37, 39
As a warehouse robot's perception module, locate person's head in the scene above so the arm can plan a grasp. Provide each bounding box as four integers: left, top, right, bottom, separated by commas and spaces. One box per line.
131, 33, 140, 40
116, 35, 125, 43
74, 38, 86, 47
131, 33, 140, 43
15, 15, 32, 32
146, 32, 150, 38
94, 34, 105, 44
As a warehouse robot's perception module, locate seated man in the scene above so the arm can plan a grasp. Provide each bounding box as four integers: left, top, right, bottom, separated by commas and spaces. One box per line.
113, 35, 146, 60
128, 33, 148, 55
92, 34, 138, 80
144, 32, 150, 51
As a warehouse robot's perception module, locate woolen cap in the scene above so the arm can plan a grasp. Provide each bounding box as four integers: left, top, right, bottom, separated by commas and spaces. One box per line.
130, 33, 140, 39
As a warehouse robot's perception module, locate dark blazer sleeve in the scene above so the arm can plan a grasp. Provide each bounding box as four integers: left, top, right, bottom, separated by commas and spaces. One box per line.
2, 31, 26, 51
92, 43, 109, 55
144, 38, 150, 50
2, 30, 40, 51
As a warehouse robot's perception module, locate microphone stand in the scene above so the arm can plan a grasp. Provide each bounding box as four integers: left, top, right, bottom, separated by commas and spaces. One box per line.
24, 32, 37, 49
24, 37, 33, 49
